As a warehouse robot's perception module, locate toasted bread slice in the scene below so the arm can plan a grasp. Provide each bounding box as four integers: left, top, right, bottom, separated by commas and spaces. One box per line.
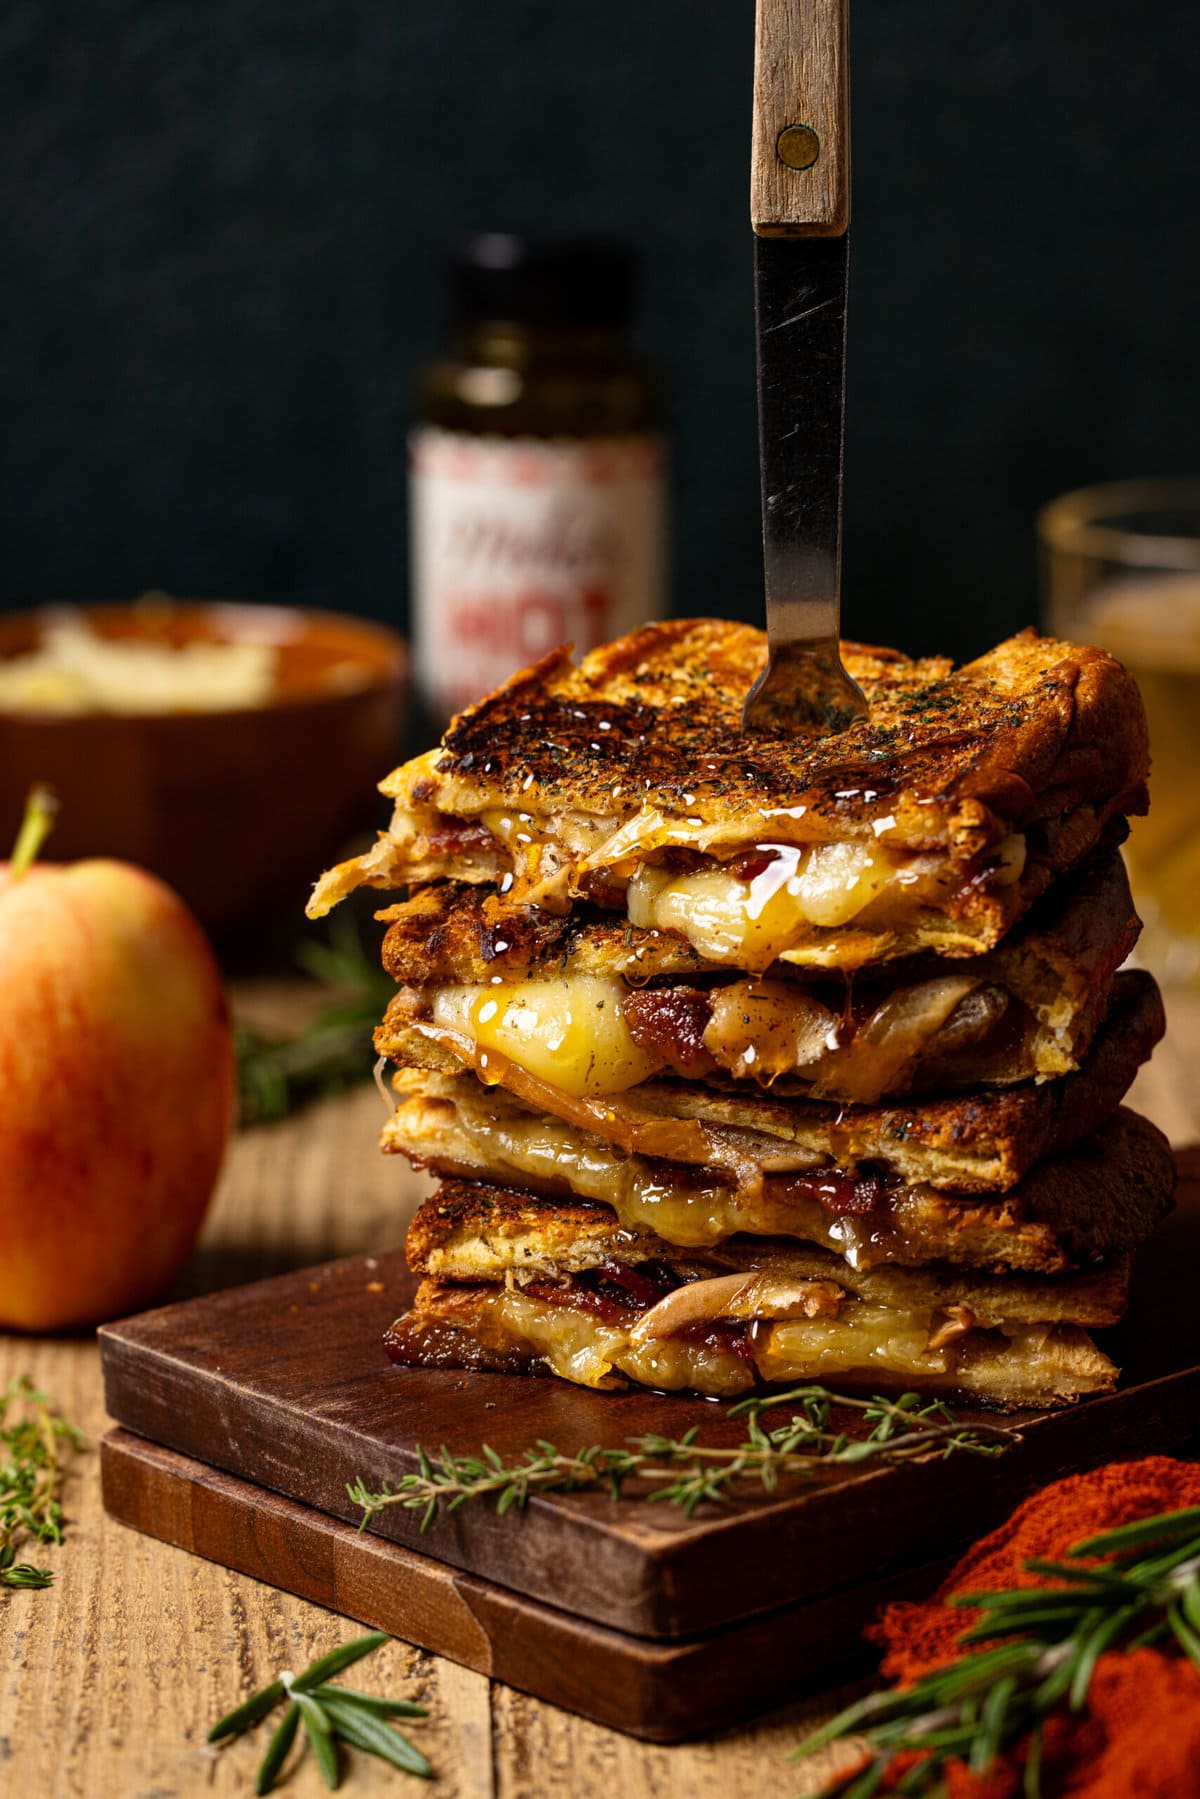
385, 1071, 1174, 1272
376, 850, 1139, 1100
390, 1187, 1122, 1410
377, 970, 1163, 1195
309, 622, 1147, 969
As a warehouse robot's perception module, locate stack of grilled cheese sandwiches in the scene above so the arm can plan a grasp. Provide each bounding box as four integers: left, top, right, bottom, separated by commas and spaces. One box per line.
310, 620, 1175, 1408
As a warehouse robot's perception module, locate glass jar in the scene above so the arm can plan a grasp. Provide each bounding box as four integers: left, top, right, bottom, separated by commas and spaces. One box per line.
410, 233, 668, 726
1039, 477, 1200, 986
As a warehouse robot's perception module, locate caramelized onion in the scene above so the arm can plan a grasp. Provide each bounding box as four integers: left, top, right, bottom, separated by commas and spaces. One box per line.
777, 1168, 886, 1216
809, 975, 981, 1103
629, 1272, 843, 1343
597, 1259, 677, 1307
926, 1303, 977, 1352
703, 980, 837, 1080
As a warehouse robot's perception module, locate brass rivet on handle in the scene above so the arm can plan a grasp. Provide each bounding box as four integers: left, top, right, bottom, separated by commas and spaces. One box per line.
776, 123, 820, 170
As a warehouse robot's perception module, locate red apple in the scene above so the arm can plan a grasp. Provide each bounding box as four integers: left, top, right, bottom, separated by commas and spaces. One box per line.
0, 821, 235, 1330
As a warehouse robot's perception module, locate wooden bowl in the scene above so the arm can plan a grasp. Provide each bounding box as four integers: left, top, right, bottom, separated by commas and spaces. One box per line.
0, 601, 407, 939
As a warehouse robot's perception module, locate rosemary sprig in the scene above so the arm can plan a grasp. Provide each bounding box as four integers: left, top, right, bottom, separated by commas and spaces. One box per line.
348, 1387, 1015, 1533
796, 1502, 1200, 1797
236, 914, 393, 1127
207, 1630, 432, 1791
0, 1377, 85, 1591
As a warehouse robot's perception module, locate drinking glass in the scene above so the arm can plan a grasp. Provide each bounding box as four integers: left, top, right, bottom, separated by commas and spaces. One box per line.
1039, 477, 1200, 985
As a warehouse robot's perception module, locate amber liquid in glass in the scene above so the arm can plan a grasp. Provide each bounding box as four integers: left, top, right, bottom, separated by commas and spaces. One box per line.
1085, 572, 1200, 982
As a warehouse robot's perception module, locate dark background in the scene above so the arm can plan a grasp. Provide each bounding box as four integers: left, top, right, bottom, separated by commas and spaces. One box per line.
2, 0, 1197, 662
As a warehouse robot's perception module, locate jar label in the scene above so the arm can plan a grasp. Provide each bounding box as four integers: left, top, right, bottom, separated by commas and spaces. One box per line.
409, 427, 667, 719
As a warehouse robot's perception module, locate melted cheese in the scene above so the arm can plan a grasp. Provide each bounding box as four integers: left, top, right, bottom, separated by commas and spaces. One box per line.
388, 1087, 1076, 1275
492, 1288, 754, 1392
466, 1288, 1113, 1403
391, 1095, 815, 1247
758, 1312, 950, 1383
430, 975, 664, 1099
626, 838, 1026, 968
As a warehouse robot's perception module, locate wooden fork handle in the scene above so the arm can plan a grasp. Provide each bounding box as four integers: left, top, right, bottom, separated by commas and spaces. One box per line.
751, 0, 849, 237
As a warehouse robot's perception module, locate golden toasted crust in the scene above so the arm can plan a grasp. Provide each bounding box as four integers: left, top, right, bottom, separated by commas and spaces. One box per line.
1000, 1109, 1176, 1261
379, 884, 712, 984
403, 1179, 656, 1279
384, 1282, 544, 1379
386, 1079, 1174, 1273
959, 844, 1138, 1076
420, 622, 1148, 851
376, 970, 1163, 1193
307, 622, 1148, 922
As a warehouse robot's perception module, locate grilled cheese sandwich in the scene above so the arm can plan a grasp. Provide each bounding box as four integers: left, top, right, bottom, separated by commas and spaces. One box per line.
385, 1079, 1174, 1273
312, 614, 1170, 1417
374, 850, 1139, 1103
377, 970, 1163, 1195
309, 622, 1148, 975
390, 1183, 1129, 1406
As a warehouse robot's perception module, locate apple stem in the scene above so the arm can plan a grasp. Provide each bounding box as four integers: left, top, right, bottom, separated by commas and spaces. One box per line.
10, 784, 60, 879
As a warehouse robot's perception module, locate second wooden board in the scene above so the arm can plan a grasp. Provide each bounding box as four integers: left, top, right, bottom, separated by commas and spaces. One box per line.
101, 1428, 952, 1740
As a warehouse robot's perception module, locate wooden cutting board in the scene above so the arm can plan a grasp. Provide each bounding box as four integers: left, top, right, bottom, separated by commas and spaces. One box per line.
100, 1169, 1200, 1658
100, 1427, 954, 1741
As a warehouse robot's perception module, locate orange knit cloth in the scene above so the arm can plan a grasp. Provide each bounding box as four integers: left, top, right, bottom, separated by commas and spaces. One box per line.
864, 1456, 1200, 1798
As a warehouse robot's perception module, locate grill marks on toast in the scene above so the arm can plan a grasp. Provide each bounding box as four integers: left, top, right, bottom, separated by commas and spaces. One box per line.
307, 622, 1150, 928
424, 622, 1148, 854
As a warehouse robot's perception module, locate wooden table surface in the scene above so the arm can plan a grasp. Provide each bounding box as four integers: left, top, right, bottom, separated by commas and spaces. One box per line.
3, 981, 1197, 1799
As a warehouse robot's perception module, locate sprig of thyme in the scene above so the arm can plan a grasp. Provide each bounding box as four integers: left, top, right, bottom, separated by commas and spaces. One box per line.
208, 1630, 432, 1791
796, 1502, 1200, 1798
349, 1387, 1016, 1533
0, 1377, 85, 1590
236, 914, 393, 1127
